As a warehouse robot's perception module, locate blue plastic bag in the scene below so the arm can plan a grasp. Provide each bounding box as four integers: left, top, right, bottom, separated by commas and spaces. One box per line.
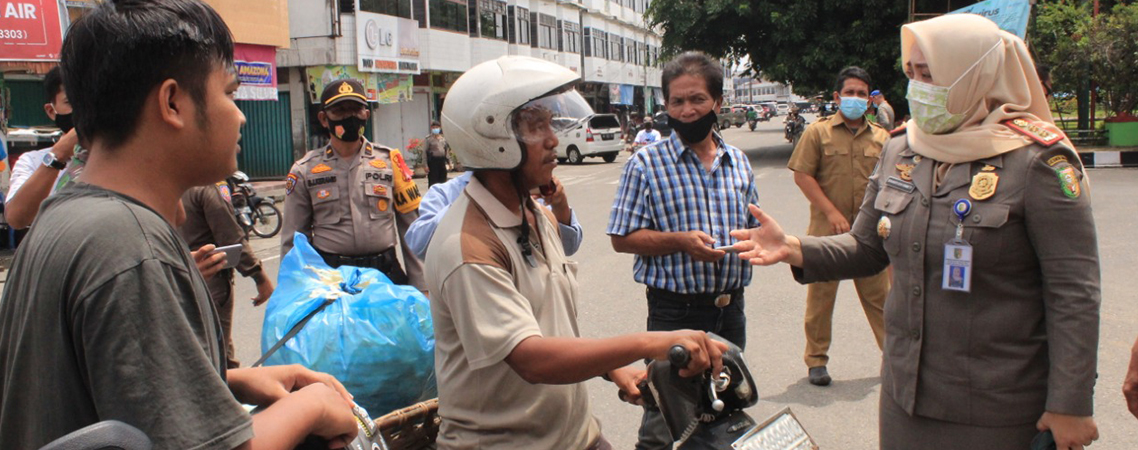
261, 233, 436, 415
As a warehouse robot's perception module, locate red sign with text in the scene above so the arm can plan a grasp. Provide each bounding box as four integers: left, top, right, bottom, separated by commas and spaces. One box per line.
0, 0, 63, 61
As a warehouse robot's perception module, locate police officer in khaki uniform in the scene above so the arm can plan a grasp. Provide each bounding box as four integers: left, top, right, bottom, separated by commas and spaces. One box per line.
281, 79, 425, 290
788, 66, 891, 386
731, 15, 1100, 449
180, 182, 274, 368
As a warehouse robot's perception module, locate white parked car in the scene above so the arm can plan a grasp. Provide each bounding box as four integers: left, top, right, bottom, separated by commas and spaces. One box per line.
553, 113, 624, 164
776, 103, 790, 115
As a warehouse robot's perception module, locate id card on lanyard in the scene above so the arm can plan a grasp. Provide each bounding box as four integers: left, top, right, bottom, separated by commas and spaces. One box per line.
943, 199, 973, 293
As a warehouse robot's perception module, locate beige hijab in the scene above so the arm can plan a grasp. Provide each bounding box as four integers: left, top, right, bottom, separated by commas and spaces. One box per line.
901, 14, 1072, 163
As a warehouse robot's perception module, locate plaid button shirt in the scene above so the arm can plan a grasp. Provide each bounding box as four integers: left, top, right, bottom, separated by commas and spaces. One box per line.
606, 131, 760, 294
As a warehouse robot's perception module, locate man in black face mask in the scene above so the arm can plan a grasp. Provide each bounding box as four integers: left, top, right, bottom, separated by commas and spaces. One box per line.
5, 66, 87, 229
606, 51, 761, 450
280, 79, 426, 291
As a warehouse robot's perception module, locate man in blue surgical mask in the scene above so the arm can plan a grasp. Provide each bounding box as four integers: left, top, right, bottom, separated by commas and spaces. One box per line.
786, 66, 891, 387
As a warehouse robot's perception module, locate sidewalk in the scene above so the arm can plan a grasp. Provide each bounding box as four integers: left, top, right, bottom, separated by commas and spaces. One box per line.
1077, 145, 1138, 168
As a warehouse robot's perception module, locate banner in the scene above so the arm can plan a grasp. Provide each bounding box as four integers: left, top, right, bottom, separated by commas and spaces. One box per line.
356, 11, 421, 75
234, 44, 278, 101
306, 65, 412, 105
609, 84, 634, 105
0, 0, 64, 61
950, 0, 1032, 39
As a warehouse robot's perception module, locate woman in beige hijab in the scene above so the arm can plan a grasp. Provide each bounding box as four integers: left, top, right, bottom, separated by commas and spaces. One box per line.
728, 14, 1101, 450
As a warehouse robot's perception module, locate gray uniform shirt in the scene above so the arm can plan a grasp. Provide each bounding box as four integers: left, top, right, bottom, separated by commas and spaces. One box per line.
0, 183, 253, 449
281, 140, 425, 289
794, 132, 1099, 426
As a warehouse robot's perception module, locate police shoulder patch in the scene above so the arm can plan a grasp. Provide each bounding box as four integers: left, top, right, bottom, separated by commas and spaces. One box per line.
286, 173, 299, 195
1004, 118, 1064, 146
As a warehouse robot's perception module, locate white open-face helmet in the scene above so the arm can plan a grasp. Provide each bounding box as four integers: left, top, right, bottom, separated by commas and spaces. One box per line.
442, 56, 593, 170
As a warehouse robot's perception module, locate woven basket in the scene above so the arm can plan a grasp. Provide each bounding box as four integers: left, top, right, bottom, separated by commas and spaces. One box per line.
375, 398, 440, 450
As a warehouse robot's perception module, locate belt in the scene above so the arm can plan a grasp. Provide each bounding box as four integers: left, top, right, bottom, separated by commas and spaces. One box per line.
315, 247, 409, 285
646, 287, 742, 308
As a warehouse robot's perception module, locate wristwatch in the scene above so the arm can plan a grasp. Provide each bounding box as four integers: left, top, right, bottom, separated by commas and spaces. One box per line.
42, 152, 67, 170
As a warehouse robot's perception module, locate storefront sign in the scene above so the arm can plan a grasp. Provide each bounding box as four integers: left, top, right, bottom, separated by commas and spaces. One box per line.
0, 0, 64, 62
306, 65, 412, 105
356, 11, 420, 75
234, 44, 278, 101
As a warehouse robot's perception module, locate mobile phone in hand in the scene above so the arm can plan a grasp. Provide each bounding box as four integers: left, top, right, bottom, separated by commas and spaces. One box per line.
212, 243, 243, 269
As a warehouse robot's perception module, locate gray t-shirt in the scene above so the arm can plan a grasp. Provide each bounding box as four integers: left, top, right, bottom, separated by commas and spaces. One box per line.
0, 183, 254, 449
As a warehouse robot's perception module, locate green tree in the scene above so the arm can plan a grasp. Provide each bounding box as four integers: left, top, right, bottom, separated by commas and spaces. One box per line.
1029, 0, 1091, 98
646, 0, 910, 107
1086, 2, 1138, 118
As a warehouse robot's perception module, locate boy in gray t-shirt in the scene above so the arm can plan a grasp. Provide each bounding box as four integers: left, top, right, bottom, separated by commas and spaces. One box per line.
0, 1, 359, 448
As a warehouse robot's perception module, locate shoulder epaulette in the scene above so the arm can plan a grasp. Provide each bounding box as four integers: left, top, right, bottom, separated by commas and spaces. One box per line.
1003, 118, 1064, 146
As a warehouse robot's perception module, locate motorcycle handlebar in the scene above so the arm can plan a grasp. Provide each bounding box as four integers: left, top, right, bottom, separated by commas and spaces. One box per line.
668, 345, 690, 369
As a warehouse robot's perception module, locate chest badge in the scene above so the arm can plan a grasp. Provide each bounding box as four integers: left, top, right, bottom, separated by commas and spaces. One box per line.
316, 189, 331, 199
968, 172, 999, 201
372, 184, 388, 196
376, 198, 390, 212
370, 160, 387, 169
877, 216, 892, 239
312, 164, 332, 174
895, 163, 915, 182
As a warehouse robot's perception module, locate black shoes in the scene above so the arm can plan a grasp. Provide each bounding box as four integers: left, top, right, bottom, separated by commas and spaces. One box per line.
808, 366, 832, 386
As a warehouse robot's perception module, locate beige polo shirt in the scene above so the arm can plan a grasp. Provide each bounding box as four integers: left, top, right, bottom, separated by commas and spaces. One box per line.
424, 176, 600, 450
788, 114, 890, 236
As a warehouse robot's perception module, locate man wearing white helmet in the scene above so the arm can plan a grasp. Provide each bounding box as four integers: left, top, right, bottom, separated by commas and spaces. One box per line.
425, 56, 728, 450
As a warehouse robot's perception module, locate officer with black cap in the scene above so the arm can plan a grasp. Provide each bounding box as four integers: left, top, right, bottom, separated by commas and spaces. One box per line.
281, 79, 425, 290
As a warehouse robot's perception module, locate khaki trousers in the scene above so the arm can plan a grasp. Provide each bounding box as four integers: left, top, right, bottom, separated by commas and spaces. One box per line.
803, 267, 889, 368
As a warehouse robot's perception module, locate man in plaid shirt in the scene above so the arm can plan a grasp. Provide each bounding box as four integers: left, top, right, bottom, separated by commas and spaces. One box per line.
607, 51, 760, 450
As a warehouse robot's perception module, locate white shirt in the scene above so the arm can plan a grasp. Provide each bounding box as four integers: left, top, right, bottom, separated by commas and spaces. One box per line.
634, 129, 662, 145
7, 148, 65, 202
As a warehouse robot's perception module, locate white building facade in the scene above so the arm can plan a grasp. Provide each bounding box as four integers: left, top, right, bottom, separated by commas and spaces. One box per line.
278, 0, 663, 162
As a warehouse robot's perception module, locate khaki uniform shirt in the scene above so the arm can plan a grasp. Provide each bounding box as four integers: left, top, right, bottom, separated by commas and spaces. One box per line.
281, 140, 425, 289
179, 183, 262, 279
794, 131, 1100, 426
425, 135, 449, 159
788, 115, 890, 236
425, 177, 600, 450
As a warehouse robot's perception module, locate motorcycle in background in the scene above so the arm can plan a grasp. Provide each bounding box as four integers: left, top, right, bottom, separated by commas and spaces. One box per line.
228, 171, 283, 239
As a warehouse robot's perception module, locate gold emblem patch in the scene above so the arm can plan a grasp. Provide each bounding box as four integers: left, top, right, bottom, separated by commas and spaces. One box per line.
339, 82, 354, 94
981, 165, 996, 172
896, 163, 915, 182
877, 216, 892, 239
369, 160, 387, 169
969, 172, 999, 201
372, 185, 388, 196
312, 164, 332, 174
377, 199, 389, 212
1047, 155, 1069, 167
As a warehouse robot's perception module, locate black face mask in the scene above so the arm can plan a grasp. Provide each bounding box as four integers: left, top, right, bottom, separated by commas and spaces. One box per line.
327, 116, 367, 142
54, 113, 74, 133
667, 110, 717, 145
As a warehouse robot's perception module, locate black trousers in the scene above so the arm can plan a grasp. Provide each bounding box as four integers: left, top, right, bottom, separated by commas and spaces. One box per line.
427, 155, 448, 187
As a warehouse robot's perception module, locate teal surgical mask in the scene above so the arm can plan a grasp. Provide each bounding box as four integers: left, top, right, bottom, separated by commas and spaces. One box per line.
907, 79, 966, 135
839, 97, 868, 121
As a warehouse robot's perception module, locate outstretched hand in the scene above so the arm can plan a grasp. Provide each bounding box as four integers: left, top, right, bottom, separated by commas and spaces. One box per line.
728, 204, 802, 267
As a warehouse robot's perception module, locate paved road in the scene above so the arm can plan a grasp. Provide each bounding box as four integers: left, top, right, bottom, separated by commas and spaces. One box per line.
231, 115, 1138, 448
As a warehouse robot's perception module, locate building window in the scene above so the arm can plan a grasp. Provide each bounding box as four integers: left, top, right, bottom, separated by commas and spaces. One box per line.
360, 0, 413, 19
477, 0, 507, 40
532, 13, 556, 50
510, 6, 530, 45
625, 38, 635, 64
429, 0, 468, 33
414, 0, 427, 27
609, 35, 622, 61
561, 21, 581, 54
591, 28, 609, 58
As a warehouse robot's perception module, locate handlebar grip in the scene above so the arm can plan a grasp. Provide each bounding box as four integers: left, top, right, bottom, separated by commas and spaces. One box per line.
668, 345, 691, 369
